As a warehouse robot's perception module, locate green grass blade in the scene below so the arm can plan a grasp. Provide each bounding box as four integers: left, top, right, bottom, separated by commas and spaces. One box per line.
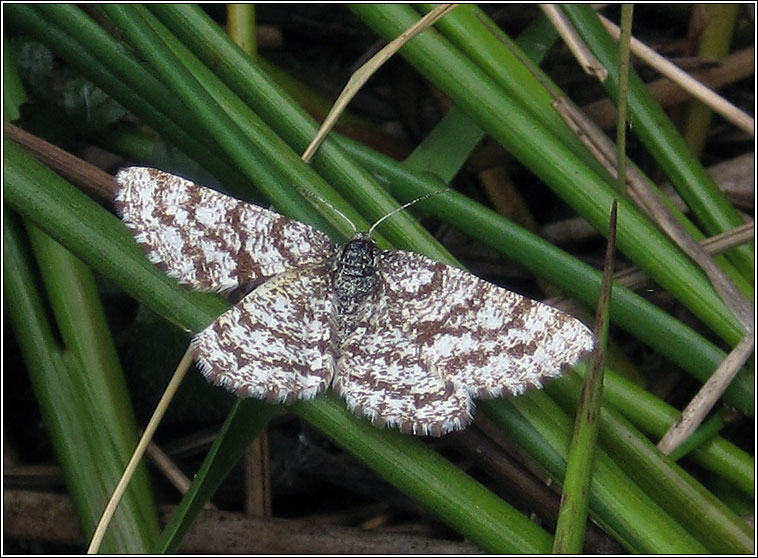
588, 366, 754, 497
548, 373, 754, 554
8, 4, 253, 199
155, 399, 278, 553
553, 202, 617, 553
561, 5, 754, 280
6, 5, 752, 552
97, 4, 338, 235
414, 3, 611, 182
4, 211, 158, 553
99, 83, 754, 502
4, 140, 228, 331
481, 395, 709, 553
682, 5, 739, 158
403, 105, 485, 180
4, 37, 28, 120
291, 392, 554, 553
414, 3, 751, 298
4, 36, 160, 551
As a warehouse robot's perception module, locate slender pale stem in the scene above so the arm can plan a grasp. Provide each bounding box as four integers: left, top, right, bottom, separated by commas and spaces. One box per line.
301, 4, 458, 162
658, 333, 755, 455
599, 13, 754, 136
87, 348, 195, 553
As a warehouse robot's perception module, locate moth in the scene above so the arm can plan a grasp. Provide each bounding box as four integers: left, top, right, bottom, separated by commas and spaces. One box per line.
115, 167, 594, 436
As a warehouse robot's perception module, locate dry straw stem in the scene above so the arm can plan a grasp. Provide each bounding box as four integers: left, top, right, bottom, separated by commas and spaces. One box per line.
553, 97, 754, 332
546, 221, 754, 314
700, 223, 754, 256
609, 222, 755, 294
598, 14, 754, 136
583, 47, 754, 130
657, 332, 755, 455
300, 3, 458, 163
541, 153, 754, 244
87, 347, 195, 554
539, 4, 608, 80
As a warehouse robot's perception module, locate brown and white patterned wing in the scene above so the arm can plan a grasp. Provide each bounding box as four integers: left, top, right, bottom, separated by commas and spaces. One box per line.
343, 250, 594, 410
115, 167, 335, 293
335, 323, 474, 437
192, 265, 336, 403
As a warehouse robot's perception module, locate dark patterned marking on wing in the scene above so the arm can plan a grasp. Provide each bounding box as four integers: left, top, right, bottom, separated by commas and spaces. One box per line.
115, 167, 335, 293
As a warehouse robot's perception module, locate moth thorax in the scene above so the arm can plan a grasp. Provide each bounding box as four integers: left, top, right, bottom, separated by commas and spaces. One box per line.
334, 235, 379, 320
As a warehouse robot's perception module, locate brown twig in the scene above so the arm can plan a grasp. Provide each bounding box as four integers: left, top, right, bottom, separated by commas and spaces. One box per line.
145, 440, 217, 510
4, 122, 116, 203
3, 489, 481, 554
4, 490, 84, 546
3, 465, 65, 490
162, 506, 483, 554
244, 431, 272, 517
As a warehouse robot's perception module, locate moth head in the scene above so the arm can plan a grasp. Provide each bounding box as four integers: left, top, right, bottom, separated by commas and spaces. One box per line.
339, 232, 379, 271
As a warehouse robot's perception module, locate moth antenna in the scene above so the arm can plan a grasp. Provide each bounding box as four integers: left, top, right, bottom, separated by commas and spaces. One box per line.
368, 188, 451, 237
296, 185, 358, 236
